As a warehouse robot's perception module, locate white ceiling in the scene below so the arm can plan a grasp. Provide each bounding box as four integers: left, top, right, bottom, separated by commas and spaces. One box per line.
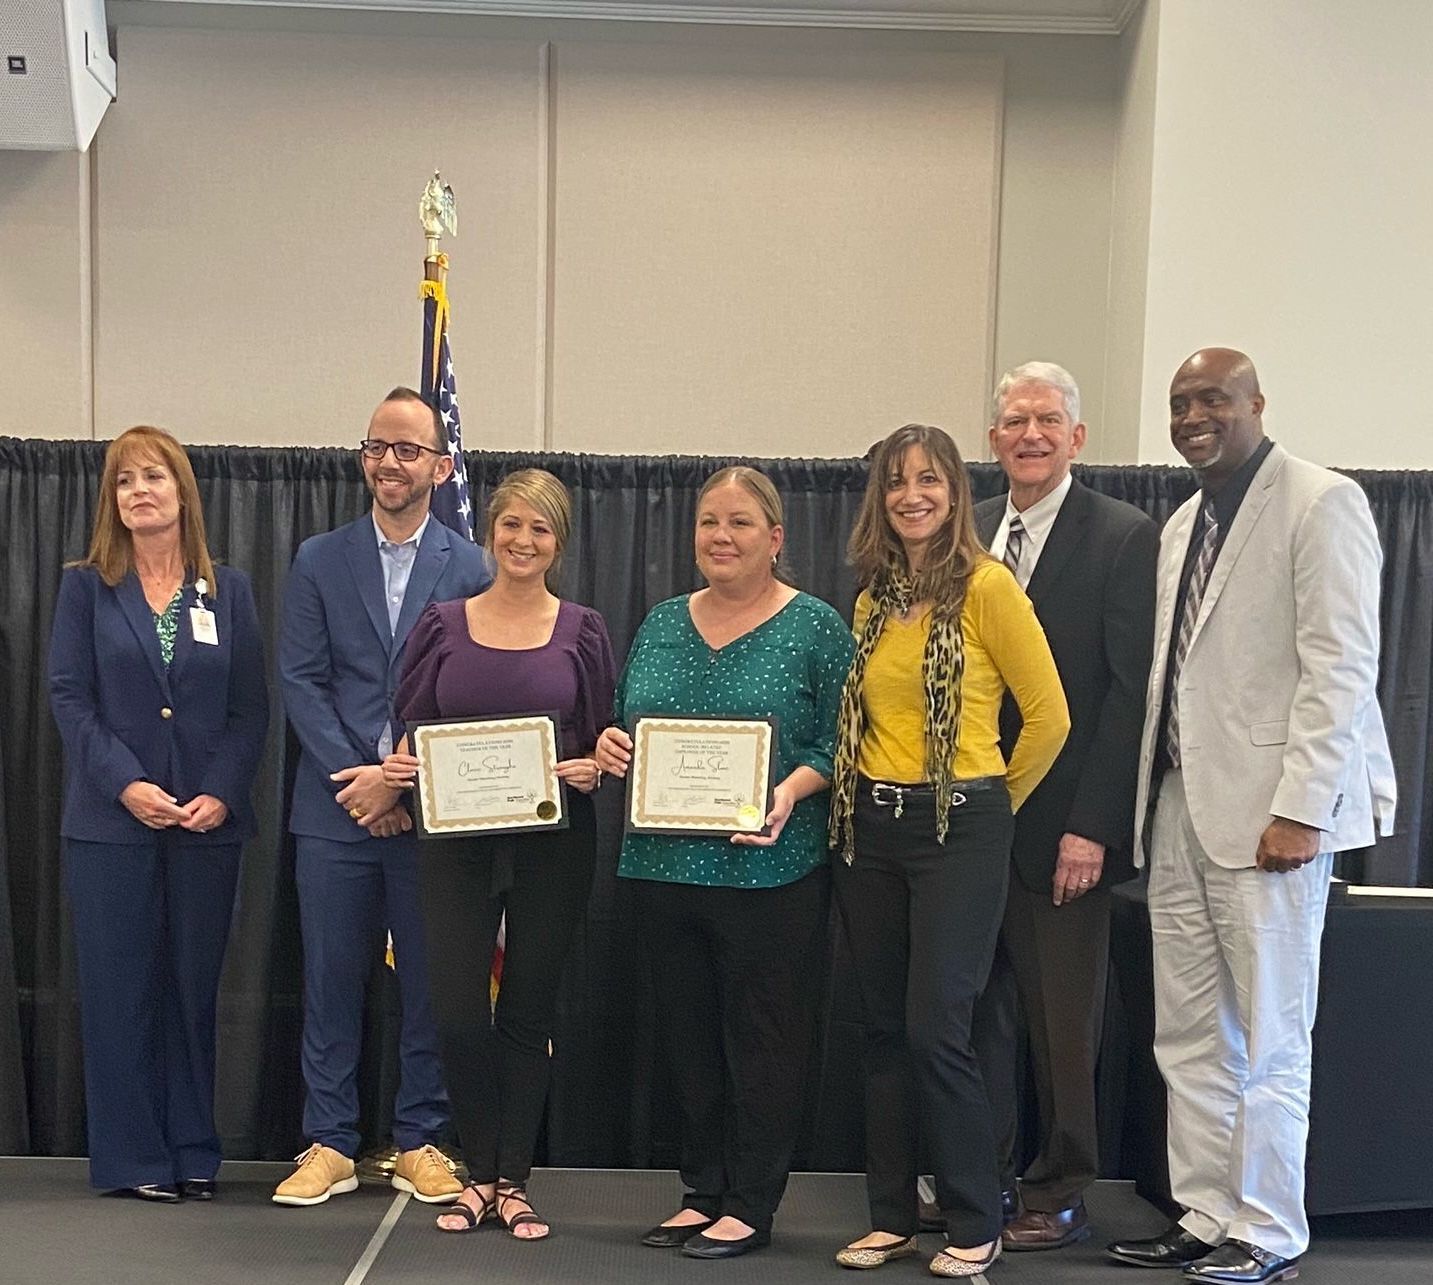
144, 0, 1145, 35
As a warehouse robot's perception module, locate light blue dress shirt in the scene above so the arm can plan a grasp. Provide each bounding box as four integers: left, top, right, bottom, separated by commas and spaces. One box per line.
373, 511, 430, 756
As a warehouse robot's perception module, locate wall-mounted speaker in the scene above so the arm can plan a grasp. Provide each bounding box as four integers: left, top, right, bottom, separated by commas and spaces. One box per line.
0, 0, 115, 151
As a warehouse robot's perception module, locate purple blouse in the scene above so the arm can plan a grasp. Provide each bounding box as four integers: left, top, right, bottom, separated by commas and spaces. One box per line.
395, 597, 616, 760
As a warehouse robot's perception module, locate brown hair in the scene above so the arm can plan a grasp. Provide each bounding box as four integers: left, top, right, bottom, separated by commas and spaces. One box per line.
484, 468, 572, 592
698, 465, 790, 583
380, 385, 444, 451
847, 424, 985, 610
80, 426, 217, 593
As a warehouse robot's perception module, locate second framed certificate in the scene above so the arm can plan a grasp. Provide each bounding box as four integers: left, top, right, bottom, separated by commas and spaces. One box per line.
410, 713, 566, 838
626, 714, 777, 837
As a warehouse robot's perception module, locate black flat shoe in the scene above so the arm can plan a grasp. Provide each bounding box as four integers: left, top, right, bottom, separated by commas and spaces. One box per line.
1107, 1223, 1216, 1267
681, 1228, 771, 1259
181, 1179, 217, 1201
641, 1217, 715, 1248
130, 1184, 182, 1203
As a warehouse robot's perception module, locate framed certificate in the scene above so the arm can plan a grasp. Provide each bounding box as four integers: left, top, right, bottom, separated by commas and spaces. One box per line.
409, 713, 566, 838
625, 714, 777, 838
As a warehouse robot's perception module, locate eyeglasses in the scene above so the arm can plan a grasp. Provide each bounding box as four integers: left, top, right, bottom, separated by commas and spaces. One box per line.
359, 439, 446, 464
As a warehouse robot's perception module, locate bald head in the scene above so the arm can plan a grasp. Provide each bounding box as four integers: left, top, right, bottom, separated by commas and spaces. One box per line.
1174, 347, 1261, 398
1168, 348, 1267, 488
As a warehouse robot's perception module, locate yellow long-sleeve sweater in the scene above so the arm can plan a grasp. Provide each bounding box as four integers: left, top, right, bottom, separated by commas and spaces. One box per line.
853, 559, 1069, 811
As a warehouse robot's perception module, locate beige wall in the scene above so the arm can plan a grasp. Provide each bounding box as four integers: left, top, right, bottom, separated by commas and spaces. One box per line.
2, 2, 1121, 458
1099, 0, 1157, 461
1134, 0, 1433, 468
985, 33, 1119, 458
94, 25, 544, 449
550, 41, 1001, 457
0, 149, 91, 439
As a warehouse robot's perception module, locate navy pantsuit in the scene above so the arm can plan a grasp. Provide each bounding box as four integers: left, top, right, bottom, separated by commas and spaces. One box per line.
63, 838, 242, 1187
48, 564, 269, 1188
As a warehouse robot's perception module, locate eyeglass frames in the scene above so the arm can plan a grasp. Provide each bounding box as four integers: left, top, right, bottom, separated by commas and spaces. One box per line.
358, 439, 447, 464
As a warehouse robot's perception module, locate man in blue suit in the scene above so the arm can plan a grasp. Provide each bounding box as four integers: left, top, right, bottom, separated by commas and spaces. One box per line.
274, 387, 492, 1206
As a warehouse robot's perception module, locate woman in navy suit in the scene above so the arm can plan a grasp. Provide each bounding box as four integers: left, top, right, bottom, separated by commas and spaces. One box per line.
48, 426, 269, 1201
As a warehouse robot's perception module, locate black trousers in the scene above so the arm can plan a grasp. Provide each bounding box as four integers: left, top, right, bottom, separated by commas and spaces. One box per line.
974, 876, 1111, 1210
417, 792, 596, 1184
636, 866, 830, 1233
833, 781, 1013, 1247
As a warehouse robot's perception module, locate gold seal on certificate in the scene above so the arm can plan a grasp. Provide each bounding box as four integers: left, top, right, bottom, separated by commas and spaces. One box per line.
410, 713, 566, 838
626, 715, 778, 837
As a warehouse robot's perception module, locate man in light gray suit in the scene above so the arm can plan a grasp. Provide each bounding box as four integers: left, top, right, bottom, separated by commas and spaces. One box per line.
1107, 349, 1396, 1284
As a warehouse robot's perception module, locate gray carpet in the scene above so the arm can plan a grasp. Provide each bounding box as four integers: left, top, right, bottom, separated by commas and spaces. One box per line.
0, 1159, 1428, 1285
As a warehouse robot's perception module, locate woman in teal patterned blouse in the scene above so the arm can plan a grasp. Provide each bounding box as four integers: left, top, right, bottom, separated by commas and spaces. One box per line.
596, 466, 854, 1261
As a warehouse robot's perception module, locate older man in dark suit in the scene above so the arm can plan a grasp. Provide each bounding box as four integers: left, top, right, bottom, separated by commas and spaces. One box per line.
967, 361, 1157, 1250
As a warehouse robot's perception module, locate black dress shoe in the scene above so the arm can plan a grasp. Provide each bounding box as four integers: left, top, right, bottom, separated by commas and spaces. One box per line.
641, 1218, 714, 1248
1107, 1223, 1216, 1267
130, 1184, 182, 1203
681, 1228, 772, 1259
181, 1179, 217, 1201
1182, 1239, 1301, 1283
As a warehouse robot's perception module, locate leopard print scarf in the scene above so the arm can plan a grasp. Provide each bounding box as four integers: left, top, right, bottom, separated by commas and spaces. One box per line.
829, 569, 967, 862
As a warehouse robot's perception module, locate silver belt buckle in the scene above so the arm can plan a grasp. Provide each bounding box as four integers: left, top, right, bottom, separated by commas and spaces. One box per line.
871, 782, 905, 818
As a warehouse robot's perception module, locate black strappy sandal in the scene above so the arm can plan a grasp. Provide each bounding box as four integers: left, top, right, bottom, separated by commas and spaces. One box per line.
495, 1181, 550, 1241
435, 1183, 496, 1233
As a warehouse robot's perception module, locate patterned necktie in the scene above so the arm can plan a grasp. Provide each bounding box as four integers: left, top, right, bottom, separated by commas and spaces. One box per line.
1003, 516, 1026, 579
1165, 500, 1220, 768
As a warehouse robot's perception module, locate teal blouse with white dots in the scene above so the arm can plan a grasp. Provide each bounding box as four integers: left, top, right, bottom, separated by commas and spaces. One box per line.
152, 588, 183, 666
614, 591, 855, 889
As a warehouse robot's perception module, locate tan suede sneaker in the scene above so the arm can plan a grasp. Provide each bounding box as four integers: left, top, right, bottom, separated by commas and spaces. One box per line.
392, 1144, 462, 1204
272, 1143, 359, 1206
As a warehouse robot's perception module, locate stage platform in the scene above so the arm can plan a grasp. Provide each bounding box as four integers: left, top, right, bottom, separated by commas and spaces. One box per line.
1, 1160, 1428, 1284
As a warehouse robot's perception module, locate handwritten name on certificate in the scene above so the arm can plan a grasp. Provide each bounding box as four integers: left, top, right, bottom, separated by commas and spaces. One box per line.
411, 714, 566, 837
626, 715, 776, 837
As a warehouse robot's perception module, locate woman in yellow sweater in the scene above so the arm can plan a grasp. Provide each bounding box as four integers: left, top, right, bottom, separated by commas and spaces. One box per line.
829, 424, 1069, 1278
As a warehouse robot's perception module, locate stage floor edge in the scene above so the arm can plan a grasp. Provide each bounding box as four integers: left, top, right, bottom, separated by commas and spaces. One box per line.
1, 1160, 1429, 1284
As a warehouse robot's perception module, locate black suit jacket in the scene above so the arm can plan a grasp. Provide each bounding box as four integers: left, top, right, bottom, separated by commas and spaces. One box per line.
976, 478, 1157, 892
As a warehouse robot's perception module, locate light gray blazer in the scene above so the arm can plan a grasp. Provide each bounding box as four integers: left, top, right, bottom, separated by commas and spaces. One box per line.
1134, 442, 1396, 869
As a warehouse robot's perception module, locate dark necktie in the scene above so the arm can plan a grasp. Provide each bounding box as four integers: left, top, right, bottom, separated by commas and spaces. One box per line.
1003, 516, 1026, 580
1165, 500, 1219, 768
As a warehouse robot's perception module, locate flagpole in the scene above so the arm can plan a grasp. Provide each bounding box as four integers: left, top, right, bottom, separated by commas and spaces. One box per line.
419, 172, 456, 400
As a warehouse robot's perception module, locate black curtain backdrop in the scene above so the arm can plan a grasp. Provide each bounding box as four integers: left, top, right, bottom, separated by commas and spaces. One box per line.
2, 437, 1429, 1170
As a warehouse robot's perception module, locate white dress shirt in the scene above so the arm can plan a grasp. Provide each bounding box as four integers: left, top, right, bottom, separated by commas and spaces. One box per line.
989, 471, 1073, 589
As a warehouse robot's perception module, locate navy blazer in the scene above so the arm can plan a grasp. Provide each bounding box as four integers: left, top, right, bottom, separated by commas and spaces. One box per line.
280, 513, 493, 843
48, 563, 270, 845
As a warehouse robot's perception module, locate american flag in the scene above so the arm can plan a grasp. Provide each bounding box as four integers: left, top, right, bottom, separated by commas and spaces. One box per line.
422, 288, 474, 543
420, 273, 506, 998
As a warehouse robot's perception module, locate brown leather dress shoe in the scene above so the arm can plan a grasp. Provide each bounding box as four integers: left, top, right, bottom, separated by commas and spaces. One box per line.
1001, 1200, 1090, 1251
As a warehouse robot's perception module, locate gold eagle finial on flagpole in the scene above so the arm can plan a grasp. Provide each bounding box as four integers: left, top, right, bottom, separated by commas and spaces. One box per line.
420, 172, 458, 270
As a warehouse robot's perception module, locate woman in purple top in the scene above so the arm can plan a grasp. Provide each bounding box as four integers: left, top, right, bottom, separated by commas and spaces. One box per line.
384, 469, 615, 1241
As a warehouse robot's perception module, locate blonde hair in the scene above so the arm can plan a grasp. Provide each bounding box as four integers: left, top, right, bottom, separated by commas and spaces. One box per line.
80, 426, 217, 593
698, 466, 790, 583
484, 468, 572, 592
847, 424, 985, 610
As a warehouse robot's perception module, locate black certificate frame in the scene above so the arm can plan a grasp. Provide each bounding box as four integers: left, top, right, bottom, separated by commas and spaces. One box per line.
623, 712, 780, 840
409, 710, 569, 840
